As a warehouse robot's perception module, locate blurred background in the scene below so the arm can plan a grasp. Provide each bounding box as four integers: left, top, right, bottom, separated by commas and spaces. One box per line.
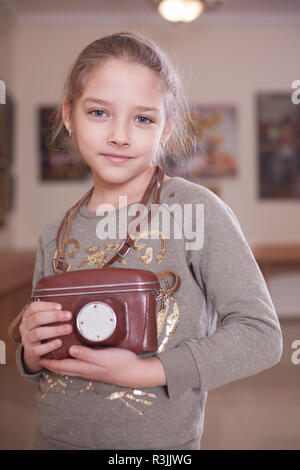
0, 0, 300, 450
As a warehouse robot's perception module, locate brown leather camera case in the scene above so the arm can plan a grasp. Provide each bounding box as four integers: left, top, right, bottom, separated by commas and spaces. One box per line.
32, 267, 162, 359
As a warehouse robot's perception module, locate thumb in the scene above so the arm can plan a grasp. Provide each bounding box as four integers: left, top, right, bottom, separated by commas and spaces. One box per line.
69, 345, 108, 365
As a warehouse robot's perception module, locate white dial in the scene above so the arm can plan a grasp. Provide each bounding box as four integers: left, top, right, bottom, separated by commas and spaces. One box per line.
76, 302, 117, 342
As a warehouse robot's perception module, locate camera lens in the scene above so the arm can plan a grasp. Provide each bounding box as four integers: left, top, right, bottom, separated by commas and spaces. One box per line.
76, 302, 117, 342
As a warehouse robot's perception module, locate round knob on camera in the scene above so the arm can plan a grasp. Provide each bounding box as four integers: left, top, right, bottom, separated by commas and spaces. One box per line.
76, 301, 117, 342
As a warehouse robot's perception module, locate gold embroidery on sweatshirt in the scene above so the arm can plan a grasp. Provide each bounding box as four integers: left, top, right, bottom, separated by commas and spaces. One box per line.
133, 231, 166, 265
79, 248, 108, 268
106, 386, 157, 416
40, 372, 102, 398
67, 239, 80, 259
105, 243, 120, 251
86, 246, 99, 254
79, 244, 127, 268
156, 293, 170, 337
157, 283, 179, 353
40, 372, 62, 399
78, 381, 101, 395
138, 247, 153, 264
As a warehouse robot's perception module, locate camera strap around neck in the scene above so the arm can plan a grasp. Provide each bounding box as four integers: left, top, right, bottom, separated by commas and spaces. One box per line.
7, 166, 181, 345
53, 165, 181, 294
54, 164, 163, 271
53, 165, 180, 295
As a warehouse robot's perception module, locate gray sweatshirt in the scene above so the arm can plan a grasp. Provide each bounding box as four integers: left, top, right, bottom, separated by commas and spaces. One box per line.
15, 175, 283, 450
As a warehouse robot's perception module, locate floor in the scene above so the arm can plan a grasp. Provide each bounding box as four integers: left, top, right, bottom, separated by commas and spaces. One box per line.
0, 318, 299, 450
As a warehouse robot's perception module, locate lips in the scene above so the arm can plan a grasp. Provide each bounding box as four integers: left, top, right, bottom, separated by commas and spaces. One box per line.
102, 154, 132, 164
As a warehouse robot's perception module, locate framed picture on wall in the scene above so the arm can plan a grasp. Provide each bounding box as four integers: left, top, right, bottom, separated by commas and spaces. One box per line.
39, 106, 91, 181
257, 93, 300, 199
0, 92, 15, 228
0, 93, 15, 170
0, 168, 10, 227
165, 103, 238, 184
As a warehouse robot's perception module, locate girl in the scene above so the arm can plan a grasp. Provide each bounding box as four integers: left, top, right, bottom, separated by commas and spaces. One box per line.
15, 31, 282, 450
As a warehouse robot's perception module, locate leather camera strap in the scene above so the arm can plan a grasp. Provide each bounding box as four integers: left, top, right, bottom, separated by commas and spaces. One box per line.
102, 165, 165, 268
156, 270, 181, 295
53, 165, 181, 295
54, 165, 164, 272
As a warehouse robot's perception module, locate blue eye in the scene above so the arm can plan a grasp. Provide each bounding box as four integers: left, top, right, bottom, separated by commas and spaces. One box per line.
89, 109, 106, 118
137, 116, 153, 125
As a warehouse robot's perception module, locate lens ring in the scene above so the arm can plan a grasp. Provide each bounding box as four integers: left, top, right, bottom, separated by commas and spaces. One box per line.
76, 301, 117, 342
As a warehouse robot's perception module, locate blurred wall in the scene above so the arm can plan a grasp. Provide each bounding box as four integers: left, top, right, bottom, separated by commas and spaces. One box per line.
1, 12, 300, 314
0, 6, 15, 248
8, 20, 300, 247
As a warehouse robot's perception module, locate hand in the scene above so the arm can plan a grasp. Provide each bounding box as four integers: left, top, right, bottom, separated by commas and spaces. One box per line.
19, 301, 73, 374
39, 345, 167, 389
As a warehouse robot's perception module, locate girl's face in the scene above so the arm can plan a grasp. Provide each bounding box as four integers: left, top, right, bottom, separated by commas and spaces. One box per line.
66, 58, 172, 185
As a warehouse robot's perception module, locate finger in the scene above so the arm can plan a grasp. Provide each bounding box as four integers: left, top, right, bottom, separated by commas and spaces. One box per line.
28, 323, 73, 344
68, 345, 137, 365
68, 345, 109, 367
26, 309, 72, 331
24, 302, 62, 320
30, 338, 63, 358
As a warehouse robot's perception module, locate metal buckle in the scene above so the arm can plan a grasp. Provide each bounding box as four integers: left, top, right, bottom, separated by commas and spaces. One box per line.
118, 239, 132, 258
155, 290, 164, 301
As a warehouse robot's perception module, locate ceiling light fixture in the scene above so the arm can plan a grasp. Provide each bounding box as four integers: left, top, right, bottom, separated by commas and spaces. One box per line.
158, 0, 203, 22
148, 0, 226, 24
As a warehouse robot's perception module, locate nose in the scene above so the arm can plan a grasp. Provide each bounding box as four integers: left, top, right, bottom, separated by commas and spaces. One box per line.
107, 121, 130, 148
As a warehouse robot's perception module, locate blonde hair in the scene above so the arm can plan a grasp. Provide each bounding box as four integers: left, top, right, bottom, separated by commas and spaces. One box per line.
47, 30, 196, 167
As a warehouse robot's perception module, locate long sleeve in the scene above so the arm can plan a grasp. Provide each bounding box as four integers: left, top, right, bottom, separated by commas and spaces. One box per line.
155, 191, 283, 399
15, 234, 45, 385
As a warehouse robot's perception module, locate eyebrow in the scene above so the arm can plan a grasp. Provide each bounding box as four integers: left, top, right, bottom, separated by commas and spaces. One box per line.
82, 97, 160, 114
